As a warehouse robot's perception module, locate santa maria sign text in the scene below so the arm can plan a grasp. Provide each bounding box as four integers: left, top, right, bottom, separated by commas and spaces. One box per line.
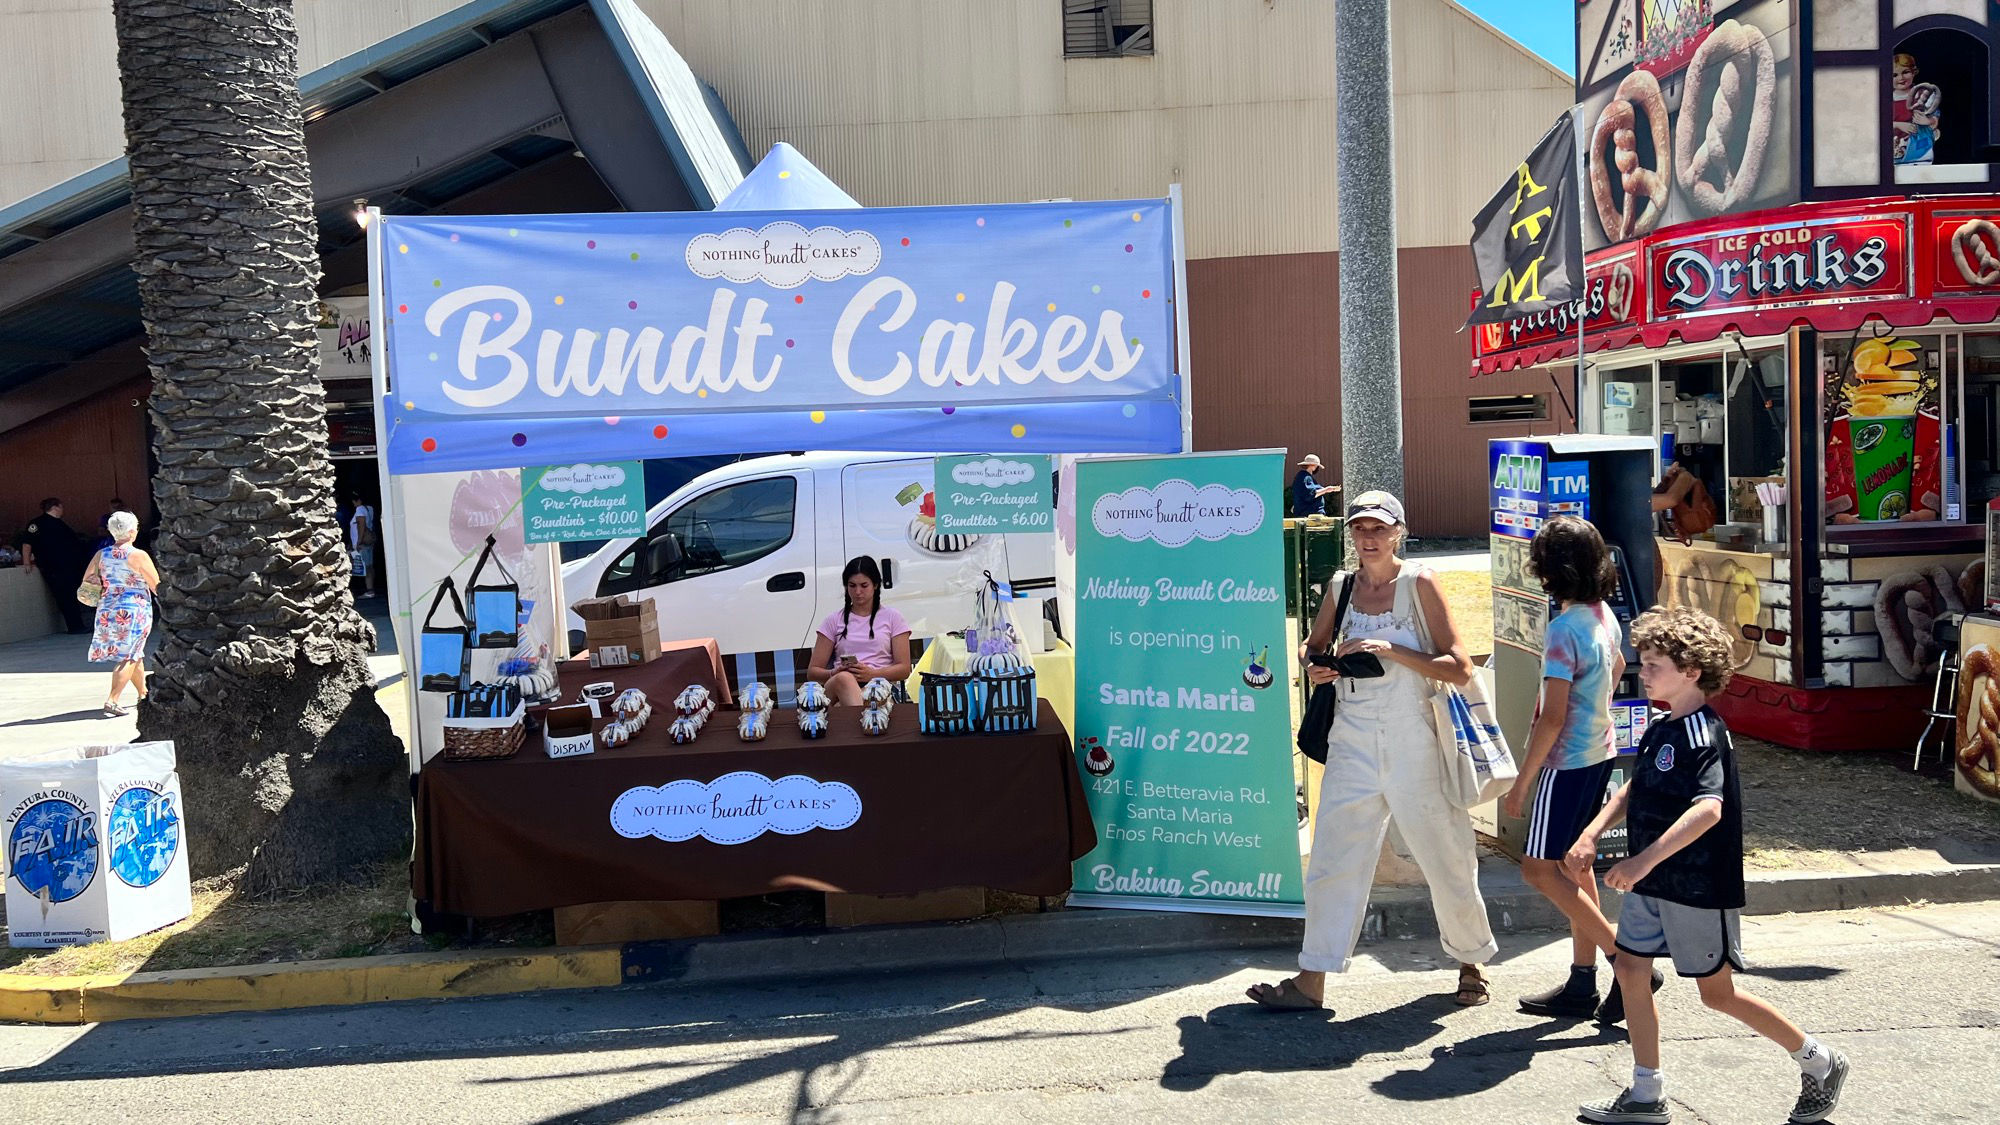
376, 203, 1182, 471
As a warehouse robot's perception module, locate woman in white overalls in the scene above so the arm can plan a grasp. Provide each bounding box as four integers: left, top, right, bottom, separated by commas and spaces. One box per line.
1248, 490, 1497, 1011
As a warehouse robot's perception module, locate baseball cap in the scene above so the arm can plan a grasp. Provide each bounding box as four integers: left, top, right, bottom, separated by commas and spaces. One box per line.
1344, 490, 1405, 526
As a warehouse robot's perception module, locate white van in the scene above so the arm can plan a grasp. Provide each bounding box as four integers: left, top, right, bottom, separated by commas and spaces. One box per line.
560, 451, 1058, 656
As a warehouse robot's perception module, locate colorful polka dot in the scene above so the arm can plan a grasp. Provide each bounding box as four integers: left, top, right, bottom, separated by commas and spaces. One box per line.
653, 424, 668, 439
976, 217, 986, 227
900, 237, 910, 246
1091, 285, 1101, 294
421, 438, 437, 453
1063, 219, 1073, 228
1122, 404, 1137, 418
554, 295, 565, 305
428, 352, 439, 362
955, 293, 966, 302
778, 170, 792, 179
630, 252, 640, 261
1131, 212, 1142, 222
397, 304, 408, 314
795, 295, 805, 304
1010, 424, 1026, 438
1124, 244, 1134, 253
1130, 337, 1141, 346
698, 389, 708, 399
511, 433, 526, 447
1046, 303, 1057, 312
449, 233, 460, 242
942, 406, 956, 415
587, 240, 597, 249
1141, 289, 1151, 298
508, 228, 519, 237
810, 411, 826, 423
397, 244, 409, 254
629, 300, 638, 309
403, 400, 415, 410
785, 339, 795, 348
605, 416, 620, 425
433, 279, 443, 287
491, 312, 502, 321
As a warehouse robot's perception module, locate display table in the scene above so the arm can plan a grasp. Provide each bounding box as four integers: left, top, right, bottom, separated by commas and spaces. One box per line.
412, 700, 1090, 917
909, 636, 1076, 734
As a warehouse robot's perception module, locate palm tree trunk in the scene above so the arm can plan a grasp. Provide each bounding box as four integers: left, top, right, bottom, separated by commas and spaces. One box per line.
112, 0, 408, 894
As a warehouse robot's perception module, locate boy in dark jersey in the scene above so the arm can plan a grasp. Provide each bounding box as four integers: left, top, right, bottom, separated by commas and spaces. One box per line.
1563, 607, 1849, 1125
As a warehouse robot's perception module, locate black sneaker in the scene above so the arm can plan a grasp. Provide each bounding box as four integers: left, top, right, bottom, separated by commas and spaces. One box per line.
1580, 1088, 1671, 1123
1596, 965, 1667, 1025
1788, 1049, 1850, 1123
1519, 968, 1599, 1018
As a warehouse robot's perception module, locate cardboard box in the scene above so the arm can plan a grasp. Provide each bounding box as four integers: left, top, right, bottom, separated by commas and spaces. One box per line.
825, 886, 987, 927
1, 741, 193, 948
544, 704, 596, 758
581, 596, 660, 666
555, 900, 719, 943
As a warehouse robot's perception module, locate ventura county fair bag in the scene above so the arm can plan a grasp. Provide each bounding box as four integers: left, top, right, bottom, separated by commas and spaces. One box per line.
466, 535, 521, 649
1406, 565, 1517, 808
419, 578, 471, 693
1295, 571, 1354, 764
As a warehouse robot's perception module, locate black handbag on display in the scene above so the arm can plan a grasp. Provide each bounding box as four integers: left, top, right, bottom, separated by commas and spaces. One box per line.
1296, 571, 1355, 764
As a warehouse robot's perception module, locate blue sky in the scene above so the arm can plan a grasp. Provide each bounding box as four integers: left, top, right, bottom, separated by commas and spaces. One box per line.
1457, 0, 1573, 75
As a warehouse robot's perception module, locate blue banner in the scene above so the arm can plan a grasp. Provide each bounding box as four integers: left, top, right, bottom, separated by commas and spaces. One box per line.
377, 202, 1182, 471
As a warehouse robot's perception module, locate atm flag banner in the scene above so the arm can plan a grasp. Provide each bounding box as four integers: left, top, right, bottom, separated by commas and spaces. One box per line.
1467, 112, 1583, 327
375, 202, 1182, 473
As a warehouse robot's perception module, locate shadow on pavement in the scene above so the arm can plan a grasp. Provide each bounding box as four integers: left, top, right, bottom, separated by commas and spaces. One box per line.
0, 708, 114, 728
1159, 991, 1500, 1093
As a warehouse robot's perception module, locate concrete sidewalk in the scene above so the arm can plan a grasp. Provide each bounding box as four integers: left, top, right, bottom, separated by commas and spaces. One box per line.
0, 599, 407, 761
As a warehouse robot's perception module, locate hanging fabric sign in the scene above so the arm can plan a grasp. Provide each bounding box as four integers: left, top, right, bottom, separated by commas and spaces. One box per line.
376, 202, 1182, 471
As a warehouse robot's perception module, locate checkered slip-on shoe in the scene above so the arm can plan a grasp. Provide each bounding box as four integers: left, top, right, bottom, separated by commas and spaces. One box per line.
1580, 1089, 1671, 1124
1788, 1050, 1850, 1124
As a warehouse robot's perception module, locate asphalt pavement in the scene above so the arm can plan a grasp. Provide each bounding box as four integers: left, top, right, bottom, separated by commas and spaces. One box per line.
3, 900, 1994, 1123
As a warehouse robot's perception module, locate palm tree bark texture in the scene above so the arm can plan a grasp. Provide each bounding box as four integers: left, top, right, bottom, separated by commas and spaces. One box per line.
112, 0, 408, 893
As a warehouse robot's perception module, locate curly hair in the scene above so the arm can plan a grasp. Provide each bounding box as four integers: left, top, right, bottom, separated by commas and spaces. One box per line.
1528, 516, 1617, 604
1630, 606, 1734, 695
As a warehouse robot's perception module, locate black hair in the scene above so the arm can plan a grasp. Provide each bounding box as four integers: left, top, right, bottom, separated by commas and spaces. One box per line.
39, 497, 61, 512
840, 556, 884, 640
1528, 515, 1617, 604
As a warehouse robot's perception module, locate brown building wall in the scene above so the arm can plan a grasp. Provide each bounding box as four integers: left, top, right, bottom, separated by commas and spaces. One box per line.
0, 376, 151, 541
1186, 245, 1573, 538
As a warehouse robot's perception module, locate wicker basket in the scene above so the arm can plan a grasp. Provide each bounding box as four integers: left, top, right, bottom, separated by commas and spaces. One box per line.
442, 716, 526, 761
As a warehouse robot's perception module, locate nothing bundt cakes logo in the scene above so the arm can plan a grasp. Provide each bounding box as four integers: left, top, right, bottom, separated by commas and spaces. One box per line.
684, 222, 883, 289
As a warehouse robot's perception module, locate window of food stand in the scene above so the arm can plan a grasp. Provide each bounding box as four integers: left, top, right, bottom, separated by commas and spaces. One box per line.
1819, 331, 1951, 527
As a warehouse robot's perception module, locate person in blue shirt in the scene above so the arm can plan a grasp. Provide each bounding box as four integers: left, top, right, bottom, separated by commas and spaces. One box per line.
1291, 454, 1337, 517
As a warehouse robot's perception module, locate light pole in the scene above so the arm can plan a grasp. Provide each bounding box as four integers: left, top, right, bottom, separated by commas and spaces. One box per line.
1335, 0, 1404, 505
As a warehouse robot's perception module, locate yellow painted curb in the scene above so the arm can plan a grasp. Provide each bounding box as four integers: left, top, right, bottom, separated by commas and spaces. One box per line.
0, 947, 624, 1024
0, 973, 92, 1025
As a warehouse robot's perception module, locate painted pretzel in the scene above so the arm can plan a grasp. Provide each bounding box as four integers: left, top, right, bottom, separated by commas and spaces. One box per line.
1605, 260, 1636, 321
1951, 219, 2000, 286
1873, 566, 1961, 682
1675, 19, 1775, 216
1954, 644, 2000, 799
1591, 69, 1671, 241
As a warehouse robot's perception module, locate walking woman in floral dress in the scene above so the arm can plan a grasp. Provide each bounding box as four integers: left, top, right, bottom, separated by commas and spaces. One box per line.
84, 510, 159, 716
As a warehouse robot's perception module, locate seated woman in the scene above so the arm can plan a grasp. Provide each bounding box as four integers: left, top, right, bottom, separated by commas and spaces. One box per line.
807, 556, 913, 705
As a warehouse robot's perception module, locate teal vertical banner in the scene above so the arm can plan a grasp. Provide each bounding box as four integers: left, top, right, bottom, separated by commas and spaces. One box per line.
1070, 452, 1304, 916
933, 454, 1054, 534
522, 461, 647, 544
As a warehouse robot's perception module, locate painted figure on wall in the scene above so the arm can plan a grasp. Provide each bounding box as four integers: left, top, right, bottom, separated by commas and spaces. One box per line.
1891, 52, 1941, 166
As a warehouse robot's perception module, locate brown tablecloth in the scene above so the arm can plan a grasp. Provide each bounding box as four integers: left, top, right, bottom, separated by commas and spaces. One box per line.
413, 700, 1091, 917
536, 638, 731, 716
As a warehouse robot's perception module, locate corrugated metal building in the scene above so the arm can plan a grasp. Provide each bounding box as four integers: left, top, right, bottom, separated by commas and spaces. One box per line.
0, 0, 1573, 537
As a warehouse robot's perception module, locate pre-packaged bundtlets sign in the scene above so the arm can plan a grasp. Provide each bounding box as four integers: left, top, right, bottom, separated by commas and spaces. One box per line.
1070, 451, 1304, 916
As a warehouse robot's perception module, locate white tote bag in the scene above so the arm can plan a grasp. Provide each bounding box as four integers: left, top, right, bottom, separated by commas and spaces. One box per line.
1404, 565, 1517, 809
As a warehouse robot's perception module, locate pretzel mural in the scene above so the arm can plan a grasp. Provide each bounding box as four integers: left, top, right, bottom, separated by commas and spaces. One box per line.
1674, 20, 1776, 217
1954, 644, 2000, 799
1591, 70, 1671, 241
1950, 219, 2000, 286
1605, 260, 1636, 321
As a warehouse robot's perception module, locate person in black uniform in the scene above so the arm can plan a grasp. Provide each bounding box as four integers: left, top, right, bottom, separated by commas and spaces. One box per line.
19, 497, 91, 633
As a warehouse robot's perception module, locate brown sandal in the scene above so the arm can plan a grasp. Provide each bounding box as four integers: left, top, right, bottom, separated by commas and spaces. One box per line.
1454, 963, 1491, 1007
1246, 978, 1325, 1010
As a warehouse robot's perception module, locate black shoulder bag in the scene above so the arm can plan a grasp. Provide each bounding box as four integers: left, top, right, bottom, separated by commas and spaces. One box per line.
1296, 572, 1354, 764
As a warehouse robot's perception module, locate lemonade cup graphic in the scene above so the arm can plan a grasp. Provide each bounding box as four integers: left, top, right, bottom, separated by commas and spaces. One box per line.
1845, 339, 1924, 521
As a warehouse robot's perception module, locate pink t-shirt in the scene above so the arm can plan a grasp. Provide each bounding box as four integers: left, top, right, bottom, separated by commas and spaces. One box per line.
818, 604, 911, 669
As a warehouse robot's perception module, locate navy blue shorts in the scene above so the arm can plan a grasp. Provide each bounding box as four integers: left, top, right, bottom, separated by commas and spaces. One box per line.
1524, 760, 1615, 861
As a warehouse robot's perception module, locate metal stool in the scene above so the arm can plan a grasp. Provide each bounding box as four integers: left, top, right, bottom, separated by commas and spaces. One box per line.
1915, 614, 1964, 769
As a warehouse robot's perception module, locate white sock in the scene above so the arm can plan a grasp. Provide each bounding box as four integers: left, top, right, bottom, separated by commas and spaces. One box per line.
1631, 1065, 1663, 1103
1791, 1037, 1833, 1081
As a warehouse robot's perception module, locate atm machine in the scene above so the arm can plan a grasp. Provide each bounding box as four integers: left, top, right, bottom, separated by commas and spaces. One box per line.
1487, 436, 1657, 862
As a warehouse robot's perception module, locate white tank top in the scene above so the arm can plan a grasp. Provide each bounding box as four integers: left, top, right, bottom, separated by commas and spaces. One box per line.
1334, 562, 1436, 715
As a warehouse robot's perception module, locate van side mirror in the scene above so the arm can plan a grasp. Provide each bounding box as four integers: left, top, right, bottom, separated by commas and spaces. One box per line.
648, 534, 683, 579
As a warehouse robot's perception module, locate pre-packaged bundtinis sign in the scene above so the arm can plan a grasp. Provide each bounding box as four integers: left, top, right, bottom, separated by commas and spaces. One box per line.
1, 741, 191, 948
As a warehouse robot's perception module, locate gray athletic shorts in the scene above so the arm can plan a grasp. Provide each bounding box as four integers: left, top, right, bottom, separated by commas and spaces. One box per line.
1615, 893, 1746, 978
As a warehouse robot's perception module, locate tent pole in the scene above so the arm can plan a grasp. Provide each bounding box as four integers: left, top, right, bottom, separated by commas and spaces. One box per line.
366, 212, 419, 782
1169, 183, 1195, 454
